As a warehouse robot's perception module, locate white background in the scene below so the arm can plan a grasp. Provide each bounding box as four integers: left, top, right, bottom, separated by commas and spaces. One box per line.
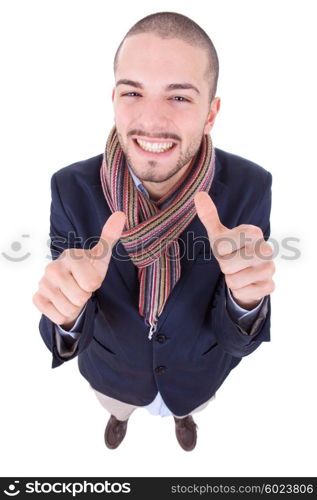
1, 0, 316, 477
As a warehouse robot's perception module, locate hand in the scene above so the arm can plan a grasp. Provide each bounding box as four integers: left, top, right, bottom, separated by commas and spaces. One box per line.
33, 211, 126, 328
194, 192, 275, 310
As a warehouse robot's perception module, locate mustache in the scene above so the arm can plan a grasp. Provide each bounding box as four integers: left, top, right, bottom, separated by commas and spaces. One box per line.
127, 129, 181, 142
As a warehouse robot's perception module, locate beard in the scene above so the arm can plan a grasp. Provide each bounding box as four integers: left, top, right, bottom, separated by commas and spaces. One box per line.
117, 130, 205, 184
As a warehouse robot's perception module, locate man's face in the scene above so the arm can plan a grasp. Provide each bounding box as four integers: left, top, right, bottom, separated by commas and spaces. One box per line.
112, 33, 220, 184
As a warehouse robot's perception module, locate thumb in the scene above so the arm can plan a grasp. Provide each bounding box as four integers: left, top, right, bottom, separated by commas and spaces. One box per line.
194, 191, 227, 242
90, 211, 126, 261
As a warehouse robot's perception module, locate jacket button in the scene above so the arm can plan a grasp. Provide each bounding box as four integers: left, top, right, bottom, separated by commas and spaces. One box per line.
156, 334, 166, 344
154, 366, 166, 374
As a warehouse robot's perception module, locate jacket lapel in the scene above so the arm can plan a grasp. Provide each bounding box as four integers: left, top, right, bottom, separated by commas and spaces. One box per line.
92, 183, 137, 294
153, 161, 228, 326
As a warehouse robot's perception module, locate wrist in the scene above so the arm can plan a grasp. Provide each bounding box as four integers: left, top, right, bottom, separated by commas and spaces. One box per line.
230, 291, 262, 311
60, 310, 82, 331
60, 319, 77, 331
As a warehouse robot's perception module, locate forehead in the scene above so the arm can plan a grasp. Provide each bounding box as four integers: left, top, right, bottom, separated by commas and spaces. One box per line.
115, 33, 209, 87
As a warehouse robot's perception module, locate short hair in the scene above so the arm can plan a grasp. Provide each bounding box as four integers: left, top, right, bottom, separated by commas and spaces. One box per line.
113, 12, 219, 102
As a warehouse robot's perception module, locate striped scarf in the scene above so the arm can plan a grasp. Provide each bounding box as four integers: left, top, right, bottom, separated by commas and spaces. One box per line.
100, 126, 215, 339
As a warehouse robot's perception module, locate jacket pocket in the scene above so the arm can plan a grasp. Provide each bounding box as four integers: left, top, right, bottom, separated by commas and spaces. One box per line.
92, 336, 116, 355
89, 336, 119, 370
202, 341, 218, 355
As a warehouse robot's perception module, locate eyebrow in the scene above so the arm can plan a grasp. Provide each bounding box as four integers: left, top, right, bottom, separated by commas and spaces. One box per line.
166, 83, 200, 95
116, 79, 143, 89
116, 79, 200, 95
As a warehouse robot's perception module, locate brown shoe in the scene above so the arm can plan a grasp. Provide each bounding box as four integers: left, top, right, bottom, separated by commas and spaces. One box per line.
174, 415, 197, 451
104, 415, 128, 449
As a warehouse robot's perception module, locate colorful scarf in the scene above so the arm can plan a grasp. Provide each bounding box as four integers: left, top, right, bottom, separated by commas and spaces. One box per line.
100, 126, 215, 339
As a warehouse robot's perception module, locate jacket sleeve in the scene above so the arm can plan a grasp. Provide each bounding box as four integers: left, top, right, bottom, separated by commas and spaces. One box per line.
38, 172, 98, 369
211, 170, 272, 358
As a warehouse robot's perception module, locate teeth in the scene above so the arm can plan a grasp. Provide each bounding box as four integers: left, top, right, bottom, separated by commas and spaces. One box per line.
136, 138, 174, 153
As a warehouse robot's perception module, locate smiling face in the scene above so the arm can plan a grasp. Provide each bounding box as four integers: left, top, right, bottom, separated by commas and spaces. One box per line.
112, 33, 220, 198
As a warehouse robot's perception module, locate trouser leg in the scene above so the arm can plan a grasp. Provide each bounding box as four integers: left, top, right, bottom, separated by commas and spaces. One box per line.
91, 385, 138, 421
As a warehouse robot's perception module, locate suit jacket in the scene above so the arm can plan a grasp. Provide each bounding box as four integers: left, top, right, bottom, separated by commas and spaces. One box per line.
39, 148, 272, 416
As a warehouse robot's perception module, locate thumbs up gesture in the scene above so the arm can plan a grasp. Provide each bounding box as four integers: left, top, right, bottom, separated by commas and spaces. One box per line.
33, 211, 126, 329
194, 192, 275, 310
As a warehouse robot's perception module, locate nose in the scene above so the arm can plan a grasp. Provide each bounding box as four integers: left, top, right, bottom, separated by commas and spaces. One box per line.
137, 97, 172, 133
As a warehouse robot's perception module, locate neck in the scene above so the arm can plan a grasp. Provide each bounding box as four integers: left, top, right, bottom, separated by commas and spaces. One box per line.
142, 161, 192, 201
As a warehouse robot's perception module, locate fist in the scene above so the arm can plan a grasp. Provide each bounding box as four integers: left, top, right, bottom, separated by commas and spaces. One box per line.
194, 191, 275, 310
33, 211, 126, 329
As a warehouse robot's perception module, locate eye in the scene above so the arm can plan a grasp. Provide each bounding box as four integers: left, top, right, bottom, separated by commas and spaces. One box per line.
122, 92, 141, 97
171, 96, 190, 102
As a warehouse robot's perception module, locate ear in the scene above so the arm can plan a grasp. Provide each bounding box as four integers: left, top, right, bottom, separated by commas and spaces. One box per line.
204, 97, 221, 135
112, 87, 115, 102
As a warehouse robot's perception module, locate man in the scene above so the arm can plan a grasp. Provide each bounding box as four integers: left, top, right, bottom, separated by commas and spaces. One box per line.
33, 12, 275, 452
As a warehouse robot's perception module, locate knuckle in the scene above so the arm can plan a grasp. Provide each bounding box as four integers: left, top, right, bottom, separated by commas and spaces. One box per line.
57, 249, 68, 263
33, 292, 48, 313
44, 262, 52, 274
58, 248, 74, 265
215, 237, 234, 256
263, 242, 273, 255
34, 291, 45, 305
83, 279, 100, 292
265, 260, 275, 275
38, 276, 49, 291
76, 291, 91, 305
62, 303, 78, 317
32, 292, 40, 307
249, 225, 263, 239
55, 314, 67, 325
265, 280, 275, 294
62, 248, 78, 264
237, 224, 249, 233
262, 261, 272, 275
49, 306, 66, 325
44, 262, 58, 280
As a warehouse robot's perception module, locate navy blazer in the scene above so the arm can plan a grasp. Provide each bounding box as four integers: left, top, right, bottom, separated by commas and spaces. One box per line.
39, 148, 272, 416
